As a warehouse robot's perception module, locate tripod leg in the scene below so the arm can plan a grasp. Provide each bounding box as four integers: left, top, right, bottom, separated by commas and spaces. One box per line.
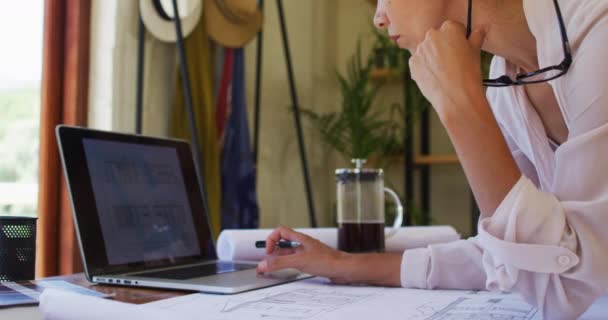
471, 191, 480, 236
135, 13, 145, 134
253, 0, 265, 168
276, 0, 317, 228
403, 54, 414, 226
171, 0, 212, 229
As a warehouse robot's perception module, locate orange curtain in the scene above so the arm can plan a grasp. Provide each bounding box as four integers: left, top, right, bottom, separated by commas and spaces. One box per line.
37, 0, 91, 277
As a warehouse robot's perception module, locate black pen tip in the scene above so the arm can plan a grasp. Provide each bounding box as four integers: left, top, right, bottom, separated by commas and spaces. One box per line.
255, 241, 266, 248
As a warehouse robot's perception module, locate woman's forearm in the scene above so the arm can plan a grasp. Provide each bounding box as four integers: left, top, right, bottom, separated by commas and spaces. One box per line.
340, 252, 403, 287
441, 93, 521, 216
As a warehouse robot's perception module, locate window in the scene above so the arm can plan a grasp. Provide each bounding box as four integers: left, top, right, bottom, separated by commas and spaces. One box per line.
0, 1, 44, 217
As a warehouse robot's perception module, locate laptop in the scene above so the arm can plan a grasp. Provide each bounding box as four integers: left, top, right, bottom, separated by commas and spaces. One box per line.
56, 125, 309, 294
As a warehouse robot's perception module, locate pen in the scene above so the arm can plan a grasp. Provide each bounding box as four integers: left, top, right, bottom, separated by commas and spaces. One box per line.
255, 240, 302, 249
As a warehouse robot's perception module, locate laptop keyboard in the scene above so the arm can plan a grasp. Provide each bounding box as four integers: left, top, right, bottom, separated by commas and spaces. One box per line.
132, 262, 256, 280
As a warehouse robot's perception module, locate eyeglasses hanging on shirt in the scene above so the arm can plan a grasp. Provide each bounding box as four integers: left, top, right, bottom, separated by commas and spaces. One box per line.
467, 0, 573, 87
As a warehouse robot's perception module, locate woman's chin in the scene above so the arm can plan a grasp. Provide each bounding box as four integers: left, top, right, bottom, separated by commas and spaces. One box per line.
397, 38, 413, 51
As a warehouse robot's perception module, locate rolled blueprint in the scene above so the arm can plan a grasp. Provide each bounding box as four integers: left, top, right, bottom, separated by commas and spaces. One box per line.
216, 226, 460, 261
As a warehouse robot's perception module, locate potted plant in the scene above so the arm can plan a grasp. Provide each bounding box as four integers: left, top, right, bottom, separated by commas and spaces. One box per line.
301, 43, 402, 164
300, 38, 445, 226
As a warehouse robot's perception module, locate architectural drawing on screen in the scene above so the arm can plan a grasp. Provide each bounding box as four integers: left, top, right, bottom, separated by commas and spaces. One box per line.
104, 160, 178, 186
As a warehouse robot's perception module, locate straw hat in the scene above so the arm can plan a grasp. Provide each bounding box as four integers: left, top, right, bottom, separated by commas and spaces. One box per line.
205, 0, 263, 48
139, 0, 203, 43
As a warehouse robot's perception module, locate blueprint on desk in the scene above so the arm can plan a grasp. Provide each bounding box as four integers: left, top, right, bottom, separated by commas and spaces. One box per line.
34, 278, 606, 320
146, 278, 550, 320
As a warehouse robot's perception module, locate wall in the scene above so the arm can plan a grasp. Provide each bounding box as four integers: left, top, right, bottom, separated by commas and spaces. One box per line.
242, 0, 337, 229
88, 0, 175, 136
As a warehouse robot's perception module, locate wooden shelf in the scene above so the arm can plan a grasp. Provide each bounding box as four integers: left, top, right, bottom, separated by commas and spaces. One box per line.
375, 154, 460, 167
414, 154, 460, 165
370, 68, 403, 83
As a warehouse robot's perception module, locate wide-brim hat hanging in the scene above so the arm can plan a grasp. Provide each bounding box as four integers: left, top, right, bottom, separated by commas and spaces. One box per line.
139, 0, 203, 43
205, 0, 263, 48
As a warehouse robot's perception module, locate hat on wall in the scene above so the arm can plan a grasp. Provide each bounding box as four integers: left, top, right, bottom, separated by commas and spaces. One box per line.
205, 0, 263, 48
139, 0, 204, 43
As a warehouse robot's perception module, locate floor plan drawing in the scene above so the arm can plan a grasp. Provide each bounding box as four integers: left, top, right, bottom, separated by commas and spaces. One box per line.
413, 295, 540, 320
145, 279, 550, 320
218, 287, 380, 319
147, 280, 386, 320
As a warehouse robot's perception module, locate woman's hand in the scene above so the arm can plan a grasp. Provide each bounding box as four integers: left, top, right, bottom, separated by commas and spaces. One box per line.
256, 226, 352, 283
409, 21, 487, 122
256, 226, 404, 286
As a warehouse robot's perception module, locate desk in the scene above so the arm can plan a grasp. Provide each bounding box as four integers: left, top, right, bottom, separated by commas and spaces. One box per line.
43, 273, 189, 304
0, 273, 190, 320
4, 274, 607, 320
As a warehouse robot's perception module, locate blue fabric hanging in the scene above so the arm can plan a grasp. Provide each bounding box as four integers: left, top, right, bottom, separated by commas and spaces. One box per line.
220, 48, 259, 229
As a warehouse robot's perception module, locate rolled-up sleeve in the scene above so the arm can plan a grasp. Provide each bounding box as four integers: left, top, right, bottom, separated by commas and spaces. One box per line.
401, 238, 487, 290
477, 176, 580, 288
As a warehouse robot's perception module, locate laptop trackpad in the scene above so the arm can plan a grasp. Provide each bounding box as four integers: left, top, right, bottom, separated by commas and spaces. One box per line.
259, 269, 303, 280
192, 268, 307, 288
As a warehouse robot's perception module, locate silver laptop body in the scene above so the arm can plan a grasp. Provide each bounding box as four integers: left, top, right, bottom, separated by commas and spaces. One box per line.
56, 125, 309, 294
93, 262, 306, 294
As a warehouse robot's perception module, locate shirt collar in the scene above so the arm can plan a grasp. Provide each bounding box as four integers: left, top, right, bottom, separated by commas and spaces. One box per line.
523, 0, 564, 69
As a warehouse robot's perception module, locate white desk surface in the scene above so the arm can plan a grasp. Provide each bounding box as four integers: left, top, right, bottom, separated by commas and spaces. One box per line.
0, 306, 41, 320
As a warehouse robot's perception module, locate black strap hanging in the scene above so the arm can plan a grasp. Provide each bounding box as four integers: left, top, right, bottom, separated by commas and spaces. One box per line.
135, 0, 212, 234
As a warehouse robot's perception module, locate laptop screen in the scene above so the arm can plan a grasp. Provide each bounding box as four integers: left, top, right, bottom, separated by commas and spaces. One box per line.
83, 139, 201, 266
56, 126, 217, 277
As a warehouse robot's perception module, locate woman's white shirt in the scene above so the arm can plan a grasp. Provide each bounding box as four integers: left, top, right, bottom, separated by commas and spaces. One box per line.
400, 0, 608, 319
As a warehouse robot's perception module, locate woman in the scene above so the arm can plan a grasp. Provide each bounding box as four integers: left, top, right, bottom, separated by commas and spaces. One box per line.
256, 0, 608, 318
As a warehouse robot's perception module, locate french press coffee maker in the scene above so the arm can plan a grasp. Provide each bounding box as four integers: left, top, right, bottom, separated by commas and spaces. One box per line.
336, 159, 404, 253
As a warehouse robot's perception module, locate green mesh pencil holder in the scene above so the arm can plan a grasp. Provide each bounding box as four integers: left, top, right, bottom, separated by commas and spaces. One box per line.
0, 217, 37, 282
